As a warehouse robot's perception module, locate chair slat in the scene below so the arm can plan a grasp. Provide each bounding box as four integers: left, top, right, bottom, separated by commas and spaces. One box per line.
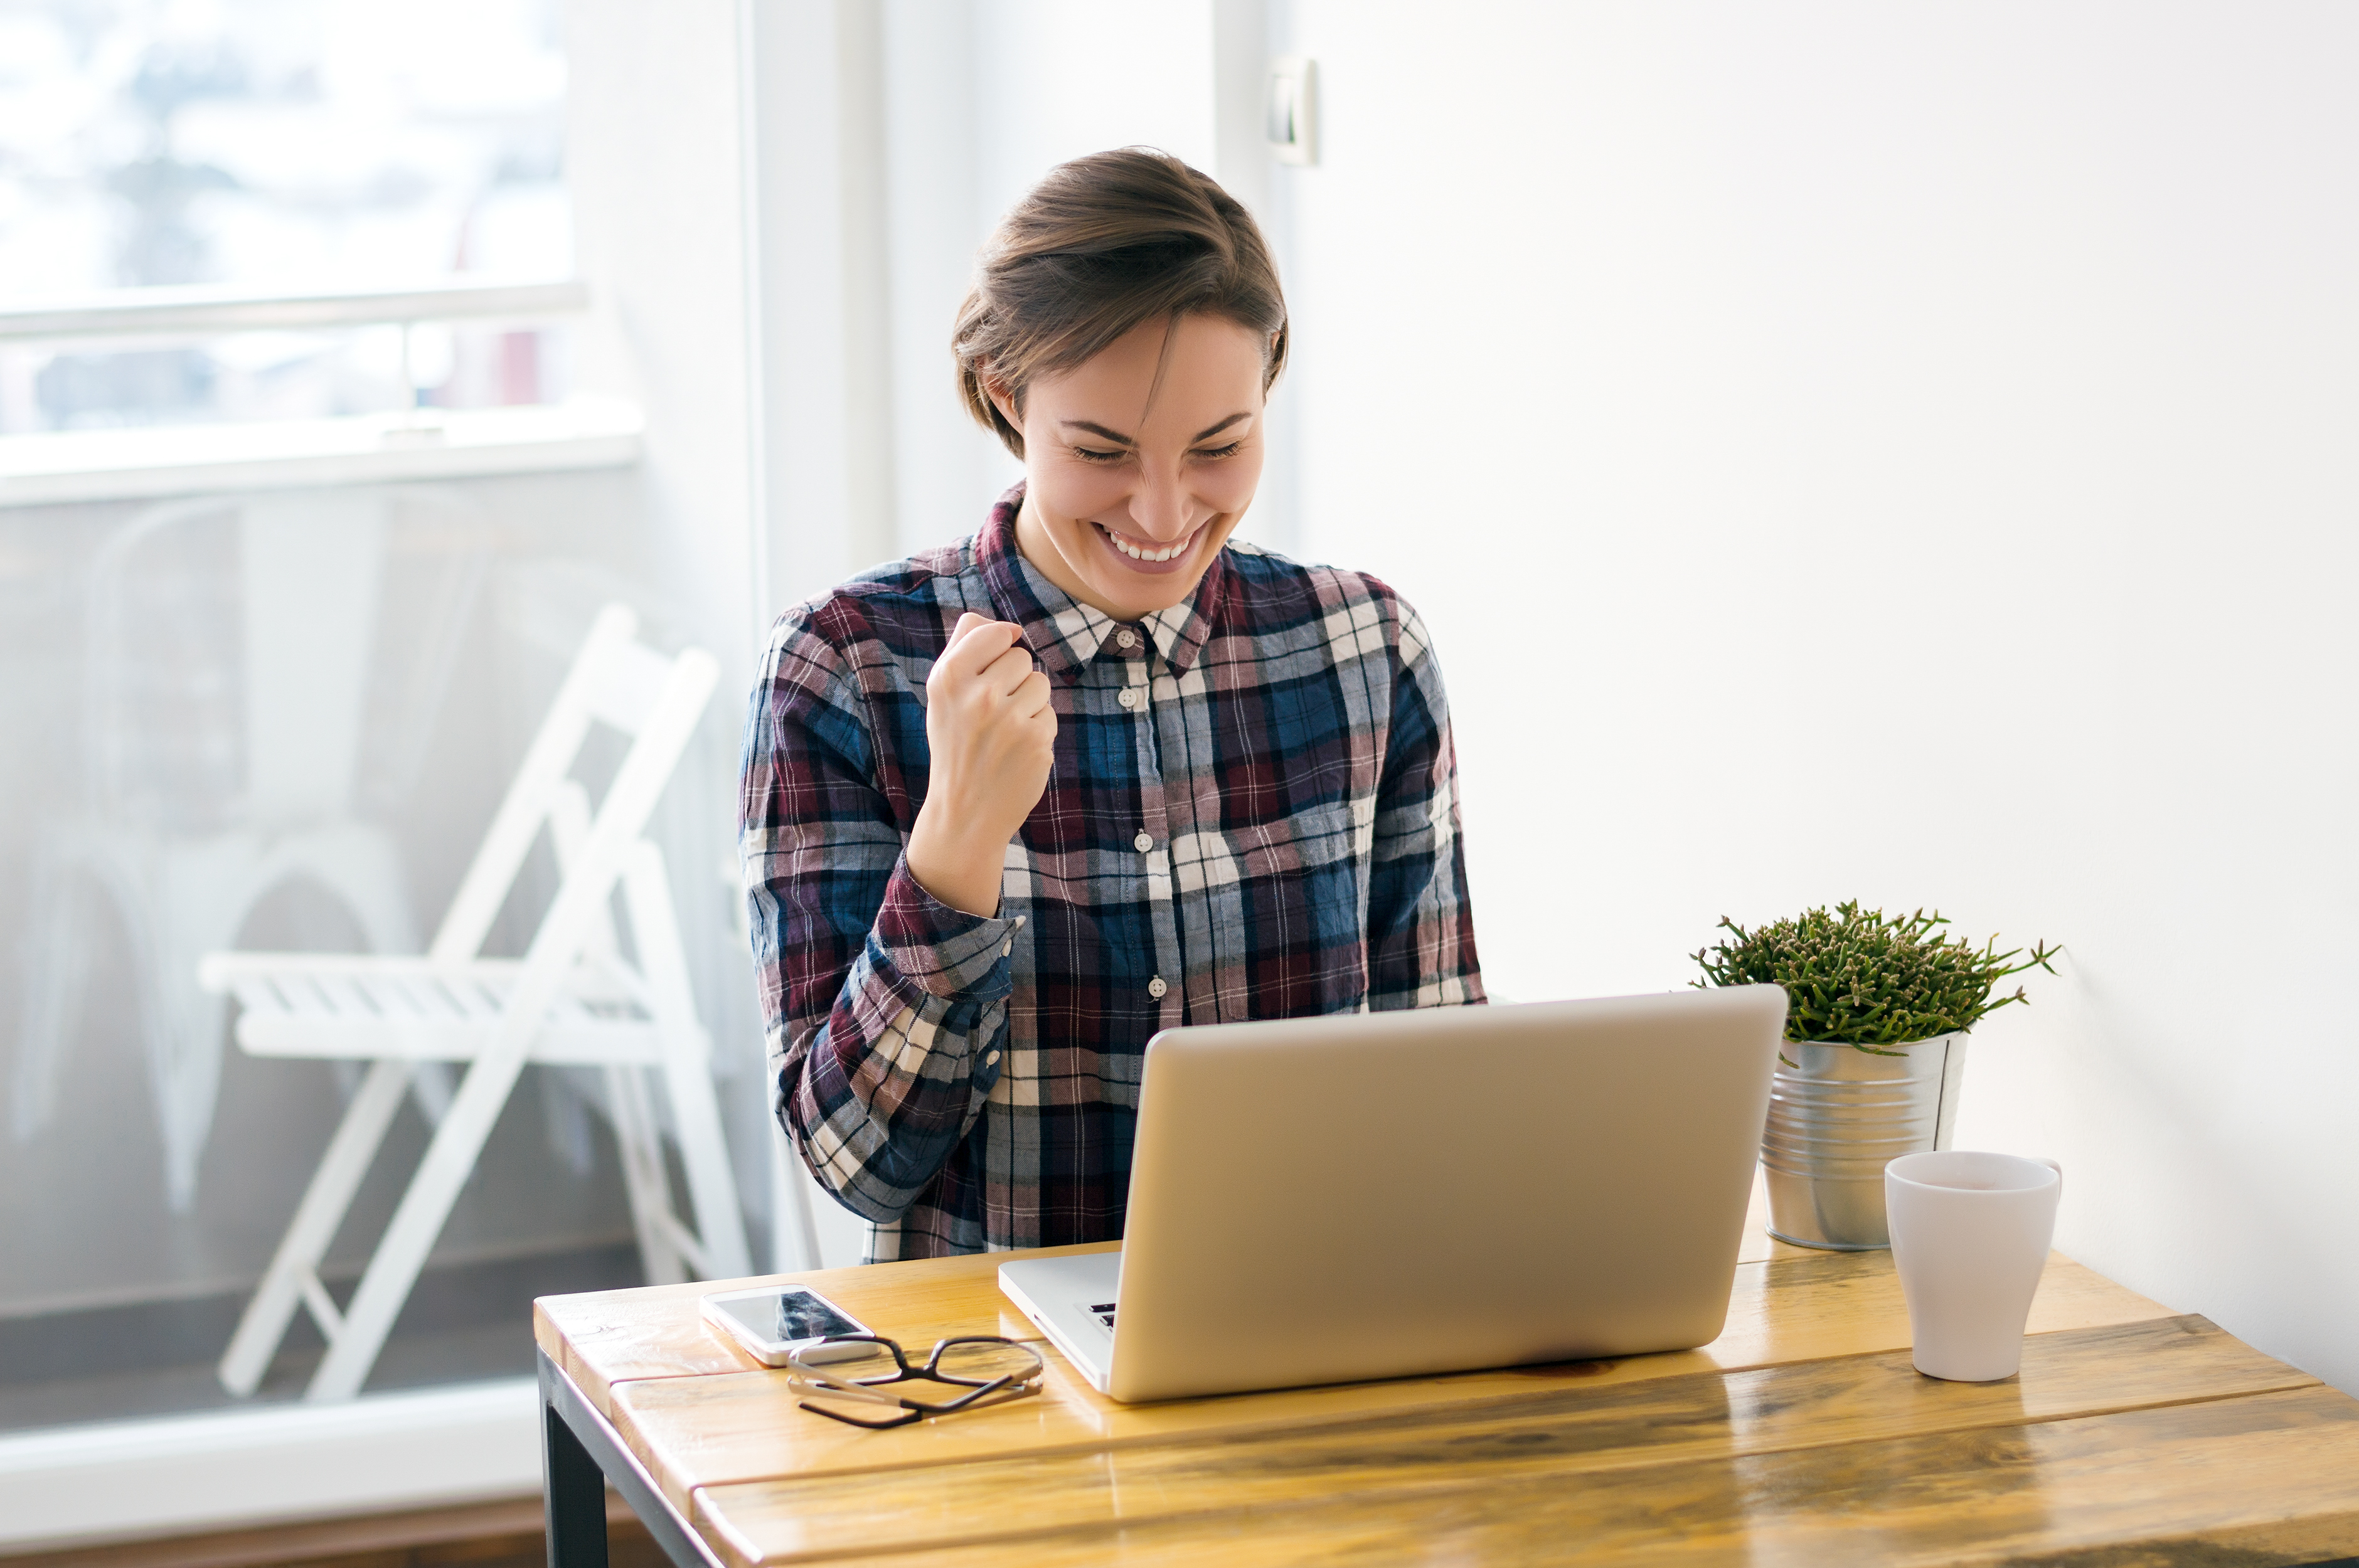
356, 974, 424, 1019
428, 975, 488, 1019
276, 976, 331, 1017
322, 975, 380, 1019
397, 975, 466, 1020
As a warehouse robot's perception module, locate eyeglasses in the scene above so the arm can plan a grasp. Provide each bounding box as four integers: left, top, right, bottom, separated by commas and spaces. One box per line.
785, 1335, 1045, 1429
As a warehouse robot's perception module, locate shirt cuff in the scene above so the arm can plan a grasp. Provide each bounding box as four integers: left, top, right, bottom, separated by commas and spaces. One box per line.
872, 853, 1023, 1001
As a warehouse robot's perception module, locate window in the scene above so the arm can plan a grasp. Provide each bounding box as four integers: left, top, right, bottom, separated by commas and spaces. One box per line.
0, 0, 572, 434
0, 6, 725, 1516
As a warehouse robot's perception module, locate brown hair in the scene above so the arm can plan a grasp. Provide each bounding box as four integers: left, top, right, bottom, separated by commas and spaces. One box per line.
954, 147, 1289, 458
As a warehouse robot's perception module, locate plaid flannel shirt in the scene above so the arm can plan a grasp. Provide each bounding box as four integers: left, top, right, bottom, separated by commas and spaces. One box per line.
740, 487, 1484, 1260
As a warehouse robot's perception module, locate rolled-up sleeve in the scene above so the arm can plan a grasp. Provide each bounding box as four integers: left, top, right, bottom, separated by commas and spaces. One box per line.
740, 612, 1018, 1224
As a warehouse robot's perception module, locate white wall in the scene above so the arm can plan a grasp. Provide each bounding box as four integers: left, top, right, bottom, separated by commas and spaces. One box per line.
814, 4, 2359, 1386
569, 0, 763, 656
1266, 1, 2359, 1393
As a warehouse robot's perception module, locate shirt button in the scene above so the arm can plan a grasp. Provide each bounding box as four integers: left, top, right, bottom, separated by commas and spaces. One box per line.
1116, 628, 1139, 649
1133, 832, 1153, 852
1148, 976, 1168, 1000
1117, 687, 1140, 709
1001, 938, 1013, 956
984, 1050, 999, 1066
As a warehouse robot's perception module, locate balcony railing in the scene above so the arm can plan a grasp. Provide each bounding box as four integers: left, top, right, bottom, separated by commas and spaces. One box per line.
0, 278, 637, 506
0, 277, 592, 347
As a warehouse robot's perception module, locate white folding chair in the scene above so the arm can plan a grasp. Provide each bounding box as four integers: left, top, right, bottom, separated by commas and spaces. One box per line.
15, 489, 486, 1213
200, 604, 751, 1402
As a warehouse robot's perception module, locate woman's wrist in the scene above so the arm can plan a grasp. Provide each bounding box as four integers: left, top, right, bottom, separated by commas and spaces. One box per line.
906, 804, 1008, 919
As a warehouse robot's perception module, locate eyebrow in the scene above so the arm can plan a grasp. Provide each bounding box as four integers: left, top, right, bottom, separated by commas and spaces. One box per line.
1060, 412, 1254, 447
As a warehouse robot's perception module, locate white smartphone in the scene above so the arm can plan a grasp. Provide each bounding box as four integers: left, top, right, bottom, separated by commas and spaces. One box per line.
700, 1285, 875, 1367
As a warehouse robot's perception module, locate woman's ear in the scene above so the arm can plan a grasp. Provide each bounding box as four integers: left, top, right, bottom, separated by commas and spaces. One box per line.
982, 369, 1022, 435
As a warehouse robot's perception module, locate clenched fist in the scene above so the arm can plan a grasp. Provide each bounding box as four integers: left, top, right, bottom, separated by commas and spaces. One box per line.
905, 612, 1058, 917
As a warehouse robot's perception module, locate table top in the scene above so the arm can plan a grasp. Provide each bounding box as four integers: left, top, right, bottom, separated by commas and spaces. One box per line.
535, 1179, 2359, 1567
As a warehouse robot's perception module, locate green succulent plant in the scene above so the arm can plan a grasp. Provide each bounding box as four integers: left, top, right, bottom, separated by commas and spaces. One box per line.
1693, 900, 2059, 1057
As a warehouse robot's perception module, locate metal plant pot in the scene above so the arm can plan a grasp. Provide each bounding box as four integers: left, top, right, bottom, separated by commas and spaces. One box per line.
1760, 1032, 1969, 1250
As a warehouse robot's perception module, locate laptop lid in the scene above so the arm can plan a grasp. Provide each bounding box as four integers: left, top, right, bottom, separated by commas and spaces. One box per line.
1104, 987, 1786, 1402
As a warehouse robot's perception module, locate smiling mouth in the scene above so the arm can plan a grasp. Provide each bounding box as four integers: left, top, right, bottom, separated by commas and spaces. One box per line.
1094, 521, 1199, 564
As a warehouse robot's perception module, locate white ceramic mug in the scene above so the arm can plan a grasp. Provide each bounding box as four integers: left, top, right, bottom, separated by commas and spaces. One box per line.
1884, 1150, 2062, 1382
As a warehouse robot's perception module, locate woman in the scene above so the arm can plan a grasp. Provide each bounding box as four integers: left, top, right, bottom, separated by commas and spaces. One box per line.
742, 148, 1483, 1262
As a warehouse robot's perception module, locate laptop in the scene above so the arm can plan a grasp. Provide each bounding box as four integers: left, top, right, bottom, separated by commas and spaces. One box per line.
998, 987, 1786, 1403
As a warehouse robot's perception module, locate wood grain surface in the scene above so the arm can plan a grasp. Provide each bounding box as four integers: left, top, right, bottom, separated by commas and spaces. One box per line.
534, 1192, 2359, 1568
690, 1315, 2318, 1567
812, 1385, 2359, 1568
600, 1248, 2172, 1510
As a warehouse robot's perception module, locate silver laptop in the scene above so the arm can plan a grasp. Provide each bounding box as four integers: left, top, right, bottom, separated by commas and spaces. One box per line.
999, 987, 1786, 1403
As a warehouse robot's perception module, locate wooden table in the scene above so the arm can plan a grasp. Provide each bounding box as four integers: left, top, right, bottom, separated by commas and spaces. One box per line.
534, 1182, 2359, 1567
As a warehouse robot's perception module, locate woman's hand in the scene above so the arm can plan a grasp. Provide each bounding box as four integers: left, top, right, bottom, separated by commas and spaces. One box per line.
906, 613, 1057, 917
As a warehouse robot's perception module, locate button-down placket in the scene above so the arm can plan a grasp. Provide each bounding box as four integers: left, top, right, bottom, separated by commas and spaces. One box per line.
981, 537, 1220, 1042
986, 529, 1195, 1048
1142, 599, 1242, 1024
1117, 625, 1184, 1030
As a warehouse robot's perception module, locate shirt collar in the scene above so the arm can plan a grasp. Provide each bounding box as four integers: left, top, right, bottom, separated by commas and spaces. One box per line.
976, 483, 1228, 680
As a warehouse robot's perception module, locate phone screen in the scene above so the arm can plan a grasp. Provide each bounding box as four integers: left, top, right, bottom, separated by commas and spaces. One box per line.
711, 1288, 863, 1346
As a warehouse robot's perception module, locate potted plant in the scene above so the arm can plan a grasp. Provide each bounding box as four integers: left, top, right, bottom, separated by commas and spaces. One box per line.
1693, 901, 2058, 1251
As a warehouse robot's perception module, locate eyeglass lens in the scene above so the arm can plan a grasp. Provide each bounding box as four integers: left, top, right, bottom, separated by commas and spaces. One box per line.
792, 1336, 1041, 1428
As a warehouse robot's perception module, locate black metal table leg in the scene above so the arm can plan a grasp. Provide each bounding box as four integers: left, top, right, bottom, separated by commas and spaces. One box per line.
539, 1347, 725, 1568
543, 1362, 608, 1568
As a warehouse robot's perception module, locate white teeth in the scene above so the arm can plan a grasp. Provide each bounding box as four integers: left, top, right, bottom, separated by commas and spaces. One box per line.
1102, 525, 1190, 563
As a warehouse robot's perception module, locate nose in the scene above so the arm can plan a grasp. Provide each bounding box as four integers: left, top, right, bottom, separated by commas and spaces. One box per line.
1126, 460, 1193, 543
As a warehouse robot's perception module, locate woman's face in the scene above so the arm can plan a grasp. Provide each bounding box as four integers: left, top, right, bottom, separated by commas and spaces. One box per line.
998, 312, 1268, 622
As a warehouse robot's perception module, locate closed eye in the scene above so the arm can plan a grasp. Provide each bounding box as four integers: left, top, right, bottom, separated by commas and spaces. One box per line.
1192, 442, 1245, 461
1071, 446, 1127, 464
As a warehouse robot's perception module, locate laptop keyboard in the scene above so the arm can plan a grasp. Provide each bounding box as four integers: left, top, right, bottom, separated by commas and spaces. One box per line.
1090, 1302, 1117, 1330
